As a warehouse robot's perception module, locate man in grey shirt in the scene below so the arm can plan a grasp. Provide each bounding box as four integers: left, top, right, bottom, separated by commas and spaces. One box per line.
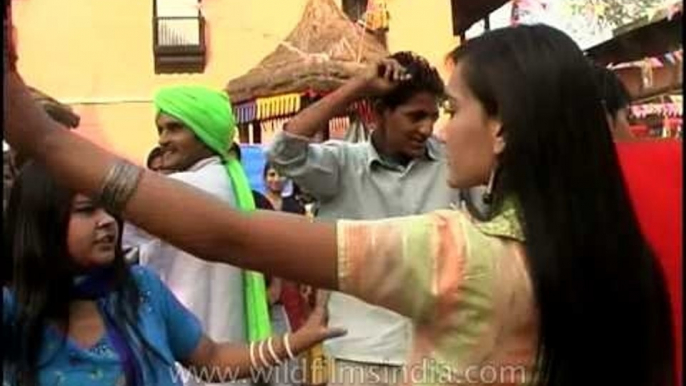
268, 52, 460, 386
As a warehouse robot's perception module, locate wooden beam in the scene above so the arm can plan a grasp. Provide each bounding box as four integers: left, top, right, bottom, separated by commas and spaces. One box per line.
586, 14, 681, 65
614, 63, 682, 101
450, 0, 508, 35
633, 84, 683, 104
451, 0, 461, 36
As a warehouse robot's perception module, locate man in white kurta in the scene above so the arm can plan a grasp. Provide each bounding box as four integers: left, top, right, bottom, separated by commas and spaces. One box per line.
125, 156, 244, 342
124, 85, 247, 386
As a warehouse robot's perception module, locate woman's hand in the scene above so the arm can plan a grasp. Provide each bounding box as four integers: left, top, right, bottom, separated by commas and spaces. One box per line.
184, 305, 346, 383
290, 304, 346, 350
4, 69, 55, 158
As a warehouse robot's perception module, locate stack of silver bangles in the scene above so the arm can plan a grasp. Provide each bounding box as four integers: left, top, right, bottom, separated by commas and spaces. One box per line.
99, 160, 144, 215
249, 334, 296, 370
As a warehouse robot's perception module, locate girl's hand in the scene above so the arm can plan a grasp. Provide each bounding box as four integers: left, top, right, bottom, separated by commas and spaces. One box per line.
291, 304, 346, 348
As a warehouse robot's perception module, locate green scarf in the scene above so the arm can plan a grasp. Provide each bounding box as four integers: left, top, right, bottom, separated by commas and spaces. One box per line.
154, 85, 271, 342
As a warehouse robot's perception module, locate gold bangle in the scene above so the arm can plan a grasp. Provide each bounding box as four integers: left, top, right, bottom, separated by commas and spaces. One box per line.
257, 340, 270, 368
249, 341, 258, 370
267, 337, 283, 365
283, 333, 296, 360
99, 160, 143, 215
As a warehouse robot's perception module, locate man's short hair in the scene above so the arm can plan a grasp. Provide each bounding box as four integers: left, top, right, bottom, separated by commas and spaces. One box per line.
376, 51, 445, 110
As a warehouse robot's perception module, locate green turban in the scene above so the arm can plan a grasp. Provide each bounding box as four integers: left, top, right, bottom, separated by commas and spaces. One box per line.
154, 85, 271, 342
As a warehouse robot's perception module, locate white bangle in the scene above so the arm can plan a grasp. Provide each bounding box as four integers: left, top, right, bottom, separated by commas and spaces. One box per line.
267, 337, 283, 365
283, 333, 295, 360
257, 340, 270, 367
249, 341, 258, 369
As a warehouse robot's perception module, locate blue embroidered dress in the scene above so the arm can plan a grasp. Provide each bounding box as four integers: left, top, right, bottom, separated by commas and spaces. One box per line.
3, 266, 204, 386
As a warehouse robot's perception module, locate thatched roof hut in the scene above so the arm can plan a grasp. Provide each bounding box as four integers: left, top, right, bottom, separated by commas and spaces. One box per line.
226, 0, 388, 104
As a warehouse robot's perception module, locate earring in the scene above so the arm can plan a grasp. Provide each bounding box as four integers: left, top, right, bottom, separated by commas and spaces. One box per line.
482, 166, 497, 205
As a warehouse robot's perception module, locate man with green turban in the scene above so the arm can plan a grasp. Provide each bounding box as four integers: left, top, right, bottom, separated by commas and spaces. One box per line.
123, 86, 270, 385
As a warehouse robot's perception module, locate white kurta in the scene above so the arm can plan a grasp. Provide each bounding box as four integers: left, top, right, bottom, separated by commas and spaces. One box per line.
123, 156, 246, 386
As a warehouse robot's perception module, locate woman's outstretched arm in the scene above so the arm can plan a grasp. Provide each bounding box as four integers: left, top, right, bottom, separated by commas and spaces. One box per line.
4, 71, 339, 290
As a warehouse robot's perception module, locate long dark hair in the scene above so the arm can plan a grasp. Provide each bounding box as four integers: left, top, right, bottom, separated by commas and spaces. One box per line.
3, 162, 162, 385
590, 62, 631, 120
449, 25, 674, 385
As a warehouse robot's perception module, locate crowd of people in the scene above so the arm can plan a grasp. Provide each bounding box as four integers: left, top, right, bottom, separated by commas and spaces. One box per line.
3, 10, 681, 386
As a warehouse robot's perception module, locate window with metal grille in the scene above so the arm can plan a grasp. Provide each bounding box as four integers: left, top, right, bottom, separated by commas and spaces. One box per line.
153, 0, 206, 74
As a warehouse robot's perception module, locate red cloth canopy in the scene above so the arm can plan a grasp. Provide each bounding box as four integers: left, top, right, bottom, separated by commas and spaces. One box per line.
616, 140, 682, 384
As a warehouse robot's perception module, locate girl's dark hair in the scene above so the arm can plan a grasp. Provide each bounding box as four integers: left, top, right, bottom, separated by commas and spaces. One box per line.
590, 62, 631, 119
263, 160, 275, 180
449, 24, 674, 385
3, 162, 163, 385
376, 51, 445, 110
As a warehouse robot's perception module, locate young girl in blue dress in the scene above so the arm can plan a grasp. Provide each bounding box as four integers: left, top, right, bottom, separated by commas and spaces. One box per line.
3, 162, 344, 386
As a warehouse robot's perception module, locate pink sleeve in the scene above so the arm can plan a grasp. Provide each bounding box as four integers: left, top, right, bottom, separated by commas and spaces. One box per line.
337, 211, 468, 322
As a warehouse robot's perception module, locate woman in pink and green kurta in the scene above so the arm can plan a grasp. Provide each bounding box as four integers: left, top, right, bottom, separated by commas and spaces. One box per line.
4, 25, 674, 386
